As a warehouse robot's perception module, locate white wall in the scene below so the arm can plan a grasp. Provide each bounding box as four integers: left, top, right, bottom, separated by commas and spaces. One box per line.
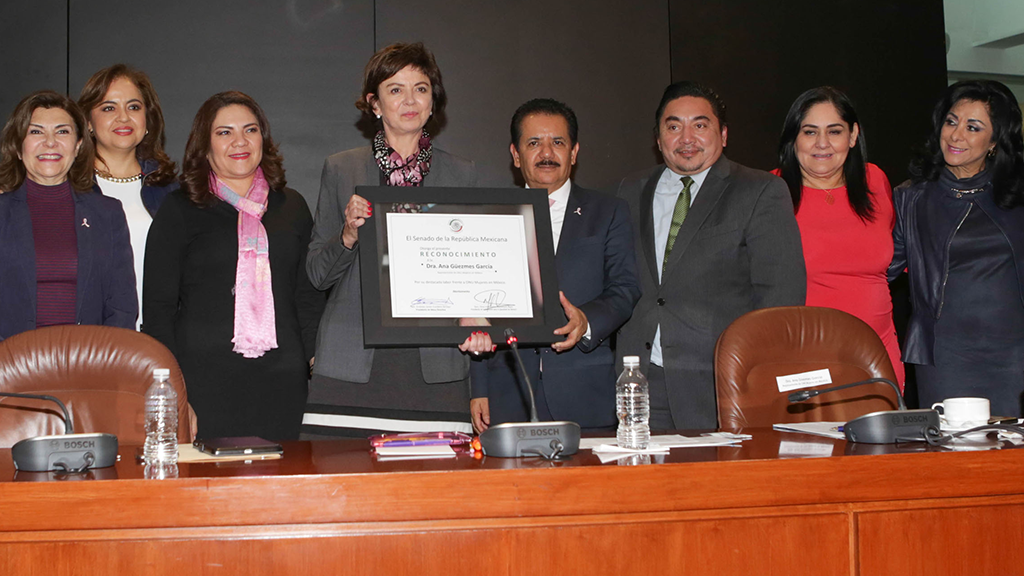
945, 0, 1024, 101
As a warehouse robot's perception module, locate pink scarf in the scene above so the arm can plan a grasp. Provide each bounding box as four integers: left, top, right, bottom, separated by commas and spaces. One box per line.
209, 168, 277, 358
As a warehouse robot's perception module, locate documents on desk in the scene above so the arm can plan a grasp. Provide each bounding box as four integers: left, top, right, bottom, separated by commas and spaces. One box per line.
772, 422, 846, 440
373, 445, 457, 460
583, 434, 744, 451
583, 434, 747, 464
941, 431, 1024, 451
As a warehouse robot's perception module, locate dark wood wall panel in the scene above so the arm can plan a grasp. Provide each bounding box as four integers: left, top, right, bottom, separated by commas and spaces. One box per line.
3, 2, 948, 198
0, 1, 68, 141
66, 0, 376, 208
669, 0, 948, 183
375, 0, 672, 190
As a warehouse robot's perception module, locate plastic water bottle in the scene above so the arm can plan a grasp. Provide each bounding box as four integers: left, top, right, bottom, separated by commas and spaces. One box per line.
616, 355, 650, 449
144, 368, 178, 466
144, 462, 179, 480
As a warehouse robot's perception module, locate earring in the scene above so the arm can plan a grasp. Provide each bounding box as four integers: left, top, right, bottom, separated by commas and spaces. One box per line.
375, 114, 381, 119
145, 130, 149, 135
988, 148, 996, 157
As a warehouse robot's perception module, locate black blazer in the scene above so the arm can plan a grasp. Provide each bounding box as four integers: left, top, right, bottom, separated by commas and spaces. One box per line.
888, 179, 1024, 365
471, 183, 641, 428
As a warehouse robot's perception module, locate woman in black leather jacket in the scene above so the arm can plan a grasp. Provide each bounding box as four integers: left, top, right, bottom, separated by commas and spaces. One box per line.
889, 80, 1024, 417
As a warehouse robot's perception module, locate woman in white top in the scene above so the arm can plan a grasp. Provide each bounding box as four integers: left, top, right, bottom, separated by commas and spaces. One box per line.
78, 64, 177, 329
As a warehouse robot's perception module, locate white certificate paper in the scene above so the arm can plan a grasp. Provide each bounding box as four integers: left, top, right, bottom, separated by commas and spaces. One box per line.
386, 213, 534, 318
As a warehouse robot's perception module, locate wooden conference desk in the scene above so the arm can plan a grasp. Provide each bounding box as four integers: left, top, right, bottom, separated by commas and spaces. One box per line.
0, 429, 1022, 575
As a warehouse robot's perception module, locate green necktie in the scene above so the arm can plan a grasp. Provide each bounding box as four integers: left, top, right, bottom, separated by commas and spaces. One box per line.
663, 176, 694, 272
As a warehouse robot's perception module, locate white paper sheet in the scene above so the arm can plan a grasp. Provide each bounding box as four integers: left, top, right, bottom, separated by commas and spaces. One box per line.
776, 368, 832, 392
386, 212, 534, 318
581, 434, 744, 451
772, 421, 846, 440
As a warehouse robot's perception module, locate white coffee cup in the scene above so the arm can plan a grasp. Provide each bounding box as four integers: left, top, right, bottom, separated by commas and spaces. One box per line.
931, 397, 990, 428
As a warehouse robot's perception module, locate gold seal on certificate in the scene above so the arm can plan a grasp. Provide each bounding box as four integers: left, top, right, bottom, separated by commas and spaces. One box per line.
386, 213, 534, 318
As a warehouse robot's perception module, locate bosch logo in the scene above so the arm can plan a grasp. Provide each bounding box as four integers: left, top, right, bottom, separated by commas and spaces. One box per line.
449, 219, 463, 232
900, 414, 931, 424
63, 440, 95, 450
516, 428, 527, 439
530, 428, 560, 437
49, 440, 60, 449
892, 415, 902, 425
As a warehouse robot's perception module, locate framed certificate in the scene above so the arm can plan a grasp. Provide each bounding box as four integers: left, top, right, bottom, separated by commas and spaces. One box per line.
357, 186, 562, 347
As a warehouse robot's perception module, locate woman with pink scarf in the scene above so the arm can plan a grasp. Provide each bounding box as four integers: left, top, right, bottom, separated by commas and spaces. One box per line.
143, 92, 324, 440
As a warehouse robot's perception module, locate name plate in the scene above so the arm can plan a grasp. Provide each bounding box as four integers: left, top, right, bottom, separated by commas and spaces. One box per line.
776, 368, 833, 392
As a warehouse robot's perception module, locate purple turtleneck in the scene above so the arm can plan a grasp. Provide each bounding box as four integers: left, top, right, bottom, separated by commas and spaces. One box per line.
26, 178, 78, 327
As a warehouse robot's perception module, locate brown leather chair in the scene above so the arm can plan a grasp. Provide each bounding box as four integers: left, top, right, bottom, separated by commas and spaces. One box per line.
714, 306, 900, 432
0, 325, 194, 448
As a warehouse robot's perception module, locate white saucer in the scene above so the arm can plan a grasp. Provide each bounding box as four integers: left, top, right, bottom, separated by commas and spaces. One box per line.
939, 420, 989, 433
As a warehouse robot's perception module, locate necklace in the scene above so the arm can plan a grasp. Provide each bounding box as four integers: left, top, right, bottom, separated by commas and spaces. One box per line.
95, 169, 143, 184
806, 180, 842, 205
950, 186, 985, 199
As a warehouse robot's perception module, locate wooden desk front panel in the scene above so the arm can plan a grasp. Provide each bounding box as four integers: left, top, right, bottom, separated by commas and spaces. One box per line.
0, 510, 851, 576
2, 432, 1022, 575
857, 499, 1024, 576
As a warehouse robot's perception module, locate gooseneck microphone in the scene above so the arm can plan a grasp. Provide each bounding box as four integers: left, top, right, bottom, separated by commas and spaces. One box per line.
0, 391, 119, 472
504, 328, 539, 423
788, 378, 907, 411
1, 392, 75, 433
786, 378, 938, 444
478, 329, 581, 458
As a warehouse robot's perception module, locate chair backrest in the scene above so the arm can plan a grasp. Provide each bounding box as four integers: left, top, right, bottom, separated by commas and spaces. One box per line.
0, 325, 194, 448
714, 306, 900, 432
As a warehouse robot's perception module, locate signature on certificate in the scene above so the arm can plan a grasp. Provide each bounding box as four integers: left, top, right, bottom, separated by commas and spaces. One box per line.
410, 297, 454, 309
475, 289, 515, 310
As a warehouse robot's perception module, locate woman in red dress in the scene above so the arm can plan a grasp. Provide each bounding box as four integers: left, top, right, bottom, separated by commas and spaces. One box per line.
774, 86, 904, 386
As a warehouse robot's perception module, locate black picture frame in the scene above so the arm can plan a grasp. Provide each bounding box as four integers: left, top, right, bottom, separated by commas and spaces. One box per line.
357, 186, 562, 347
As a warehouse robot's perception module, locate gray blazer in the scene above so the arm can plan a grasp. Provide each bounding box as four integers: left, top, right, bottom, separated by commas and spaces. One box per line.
615, 156, 806, 428
307, 146, 477, 383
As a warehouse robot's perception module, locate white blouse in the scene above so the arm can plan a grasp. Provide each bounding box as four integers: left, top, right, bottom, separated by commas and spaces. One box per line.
96, 176, 149, 330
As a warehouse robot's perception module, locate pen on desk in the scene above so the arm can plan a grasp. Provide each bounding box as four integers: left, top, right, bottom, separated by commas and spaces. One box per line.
380, 432, 436, 440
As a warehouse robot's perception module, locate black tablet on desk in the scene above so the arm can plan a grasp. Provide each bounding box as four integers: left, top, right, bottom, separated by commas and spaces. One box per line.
193, 437, 283, 457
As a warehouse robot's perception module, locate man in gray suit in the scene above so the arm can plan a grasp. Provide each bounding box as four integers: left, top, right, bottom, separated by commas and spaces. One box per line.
616, 81, 806, 430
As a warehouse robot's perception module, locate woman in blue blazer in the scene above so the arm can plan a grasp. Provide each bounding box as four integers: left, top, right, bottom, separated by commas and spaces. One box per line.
78, 64, 177, 330
0, 91, 136, 341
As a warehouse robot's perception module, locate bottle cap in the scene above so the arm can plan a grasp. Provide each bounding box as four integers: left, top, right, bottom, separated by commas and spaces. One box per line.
623, 355, 640, 367
153, 368, 170, 378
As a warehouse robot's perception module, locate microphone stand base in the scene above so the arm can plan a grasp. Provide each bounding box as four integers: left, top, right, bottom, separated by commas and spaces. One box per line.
844, 409, 940, 444
12, 433, 119, 472
480, 421, 581, 458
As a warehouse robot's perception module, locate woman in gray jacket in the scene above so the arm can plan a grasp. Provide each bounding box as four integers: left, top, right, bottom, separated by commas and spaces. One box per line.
302, 42, 486, 438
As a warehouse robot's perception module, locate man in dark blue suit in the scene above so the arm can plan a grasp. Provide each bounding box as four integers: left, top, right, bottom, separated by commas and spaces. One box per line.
470, 99, 641, 432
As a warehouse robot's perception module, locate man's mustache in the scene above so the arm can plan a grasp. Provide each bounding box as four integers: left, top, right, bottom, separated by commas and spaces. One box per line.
534, 159, 561, 167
